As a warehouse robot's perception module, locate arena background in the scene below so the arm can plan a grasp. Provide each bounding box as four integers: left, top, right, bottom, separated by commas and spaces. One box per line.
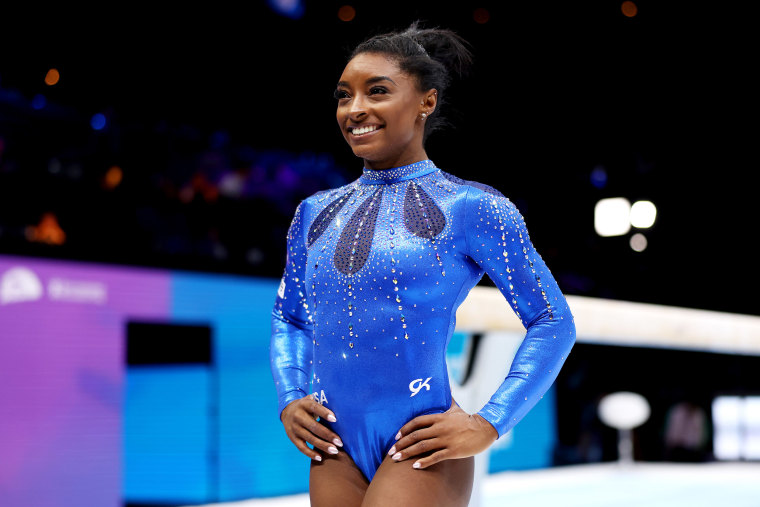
1, 2, 757, 506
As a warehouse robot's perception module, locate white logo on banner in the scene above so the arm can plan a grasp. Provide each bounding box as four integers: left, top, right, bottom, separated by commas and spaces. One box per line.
0, 265, 108, 305
48, 277, 107, 304
0, 267, 44, 305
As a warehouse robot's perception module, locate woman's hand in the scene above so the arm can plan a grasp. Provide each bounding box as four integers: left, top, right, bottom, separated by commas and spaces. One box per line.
387, 403, 498, 469
280, 395, 344, 461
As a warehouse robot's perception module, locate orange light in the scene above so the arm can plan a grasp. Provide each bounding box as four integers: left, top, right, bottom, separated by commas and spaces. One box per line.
621, 1, 638, 17
473, 7, 490, 24
338, 5, 355, 22
45, 68, 60, 86
26, 212, 66, 245
103, 166, 123, 189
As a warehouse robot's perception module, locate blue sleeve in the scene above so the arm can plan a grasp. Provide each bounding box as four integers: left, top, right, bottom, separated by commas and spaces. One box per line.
270, 200, 314, 418
464, 187, 576, 437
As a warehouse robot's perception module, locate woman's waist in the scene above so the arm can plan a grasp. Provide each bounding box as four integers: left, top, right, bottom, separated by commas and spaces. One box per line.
312, 358, 450, 404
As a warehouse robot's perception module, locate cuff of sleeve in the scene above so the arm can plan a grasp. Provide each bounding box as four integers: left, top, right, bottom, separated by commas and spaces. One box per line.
278, 388, 308, 420
476, 403, 511, 439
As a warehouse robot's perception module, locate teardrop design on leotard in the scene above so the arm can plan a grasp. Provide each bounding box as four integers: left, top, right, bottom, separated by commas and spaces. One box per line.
307, 188, 355, 247
403, 181, 446, 239
334, 187, 384, 275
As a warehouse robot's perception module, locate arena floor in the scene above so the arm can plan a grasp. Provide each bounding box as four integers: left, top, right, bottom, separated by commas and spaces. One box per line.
184, 461, 760, 507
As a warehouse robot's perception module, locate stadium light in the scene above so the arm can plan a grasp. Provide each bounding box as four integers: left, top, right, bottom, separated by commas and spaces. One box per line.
630, 200, 657, 228
630, 233, 648, 252
594, 198, 631, 237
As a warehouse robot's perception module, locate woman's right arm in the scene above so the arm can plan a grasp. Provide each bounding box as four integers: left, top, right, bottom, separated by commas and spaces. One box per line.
270, 200, 343, 460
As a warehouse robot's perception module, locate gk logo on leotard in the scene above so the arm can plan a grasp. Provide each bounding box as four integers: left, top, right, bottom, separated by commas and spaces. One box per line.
409, 377, 432, 397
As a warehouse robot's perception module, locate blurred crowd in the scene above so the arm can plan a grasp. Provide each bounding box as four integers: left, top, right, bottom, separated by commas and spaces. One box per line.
0, 84, 351, 276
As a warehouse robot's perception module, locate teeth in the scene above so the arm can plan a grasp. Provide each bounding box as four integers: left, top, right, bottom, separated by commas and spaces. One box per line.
351, 125, 378, 135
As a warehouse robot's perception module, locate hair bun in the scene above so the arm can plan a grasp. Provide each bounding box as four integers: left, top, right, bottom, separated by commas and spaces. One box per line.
348, 21, 473, 142
402, 22, 473, 79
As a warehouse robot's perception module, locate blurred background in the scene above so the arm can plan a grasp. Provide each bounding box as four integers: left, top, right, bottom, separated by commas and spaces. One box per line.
0, 1, 757, 506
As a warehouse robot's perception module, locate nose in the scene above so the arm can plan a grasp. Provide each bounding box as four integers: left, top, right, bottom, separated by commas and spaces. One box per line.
348, 94, 367, 121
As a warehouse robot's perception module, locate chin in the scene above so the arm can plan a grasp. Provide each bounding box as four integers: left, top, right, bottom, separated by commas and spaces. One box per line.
350, 146, 378, 161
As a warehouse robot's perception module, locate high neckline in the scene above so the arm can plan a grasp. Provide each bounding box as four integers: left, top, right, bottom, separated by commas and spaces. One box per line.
359, 159, 438, 185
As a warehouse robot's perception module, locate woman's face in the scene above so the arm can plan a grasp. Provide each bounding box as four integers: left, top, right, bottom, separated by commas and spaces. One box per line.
335, 52, 435, 170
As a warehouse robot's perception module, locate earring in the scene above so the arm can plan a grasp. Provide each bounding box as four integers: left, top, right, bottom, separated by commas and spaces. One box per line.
421, 112, 427, 119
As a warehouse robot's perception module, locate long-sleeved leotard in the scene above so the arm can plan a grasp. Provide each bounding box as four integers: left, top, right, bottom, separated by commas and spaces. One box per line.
271, 160, 575, 481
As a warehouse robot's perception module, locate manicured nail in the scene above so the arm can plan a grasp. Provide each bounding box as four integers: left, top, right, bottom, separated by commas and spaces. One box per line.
333, 438, 343, 447
314, 455, 322, 461
392, 452, 402, 461
387, 446, 396, 456
327, 414, 337, 423
328, 446, 339, 455
395, 431, 401, 440
413, 461, 421, 469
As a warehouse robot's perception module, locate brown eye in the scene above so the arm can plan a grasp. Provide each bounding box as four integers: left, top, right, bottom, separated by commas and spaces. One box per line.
334, 89, 350, 100
369, 86, 388, 95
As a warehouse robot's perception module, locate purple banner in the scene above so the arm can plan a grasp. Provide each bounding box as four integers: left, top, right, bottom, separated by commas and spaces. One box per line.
0, 255, 170, 507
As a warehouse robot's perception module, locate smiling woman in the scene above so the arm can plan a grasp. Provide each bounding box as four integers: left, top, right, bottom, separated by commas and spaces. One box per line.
333, 24, 470, 171
270, 22, 576, 507
335, 54, 430, 169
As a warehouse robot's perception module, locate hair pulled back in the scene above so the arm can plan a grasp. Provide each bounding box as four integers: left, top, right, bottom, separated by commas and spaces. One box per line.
349, 22, 473, 142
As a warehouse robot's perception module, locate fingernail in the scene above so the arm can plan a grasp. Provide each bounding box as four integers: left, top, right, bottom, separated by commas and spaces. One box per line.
392, 452, 402, 461
395, 431, 401, 440
387, 446, 396, 456
327, 414, 337, 423
413, 461, 421, 469
333, 438, 343, 447
314, 455, 322, 461
328, 446, 339, 454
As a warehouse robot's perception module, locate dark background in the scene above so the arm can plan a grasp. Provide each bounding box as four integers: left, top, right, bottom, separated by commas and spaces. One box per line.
554, 342, 760, 464
0, 1, 755, 315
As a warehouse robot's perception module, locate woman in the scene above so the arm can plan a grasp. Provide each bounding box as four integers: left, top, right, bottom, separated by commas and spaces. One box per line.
271, 23, 575, 506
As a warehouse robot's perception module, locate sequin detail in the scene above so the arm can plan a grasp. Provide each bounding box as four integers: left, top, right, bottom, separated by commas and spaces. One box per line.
440, 170, 504, 197
403, 180, 446, 239
307, 189, 354, 247
360, 159, 438, 184
334, 187, 384, 275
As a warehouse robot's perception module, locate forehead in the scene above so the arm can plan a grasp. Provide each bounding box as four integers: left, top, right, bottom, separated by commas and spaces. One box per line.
339, 52, 408, 84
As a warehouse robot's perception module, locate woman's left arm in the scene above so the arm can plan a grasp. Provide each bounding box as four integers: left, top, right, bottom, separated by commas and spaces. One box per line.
391, 186, 576, 469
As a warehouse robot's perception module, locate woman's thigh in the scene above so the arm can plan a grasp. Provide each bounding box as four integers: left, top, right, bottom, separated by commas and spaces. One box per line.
361, 454, 474, 507
309, 450, 370, 507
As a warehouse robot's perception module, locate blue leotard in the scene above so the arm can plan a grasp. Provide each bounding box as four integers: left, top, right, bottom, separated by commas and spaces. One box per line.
270, 159, 575, 481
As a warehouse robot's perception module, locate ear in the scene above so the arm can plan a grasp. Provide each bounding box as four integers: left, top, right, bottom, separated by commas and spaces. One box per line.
419, 89, 438, 116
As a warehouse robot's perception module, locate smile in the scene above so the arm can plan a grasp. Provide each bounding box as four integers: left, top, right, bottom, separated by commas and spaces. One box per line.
348, 125, 383, 136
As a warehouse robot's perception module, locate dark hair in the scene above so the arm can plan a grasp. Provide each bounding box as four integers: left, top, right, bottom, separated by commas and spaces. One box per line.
349, 22, 473, 142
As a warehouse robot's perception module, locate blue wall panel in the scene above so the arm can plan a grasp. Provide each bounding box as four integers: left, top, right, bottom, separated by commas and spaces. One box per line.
170, 273, 309, 500
124, 366, 213, 503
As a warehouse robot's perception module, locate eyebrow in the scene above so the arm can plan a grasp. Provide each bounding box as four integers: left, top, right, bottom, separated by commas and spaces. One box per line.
336, 75, 397, 88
